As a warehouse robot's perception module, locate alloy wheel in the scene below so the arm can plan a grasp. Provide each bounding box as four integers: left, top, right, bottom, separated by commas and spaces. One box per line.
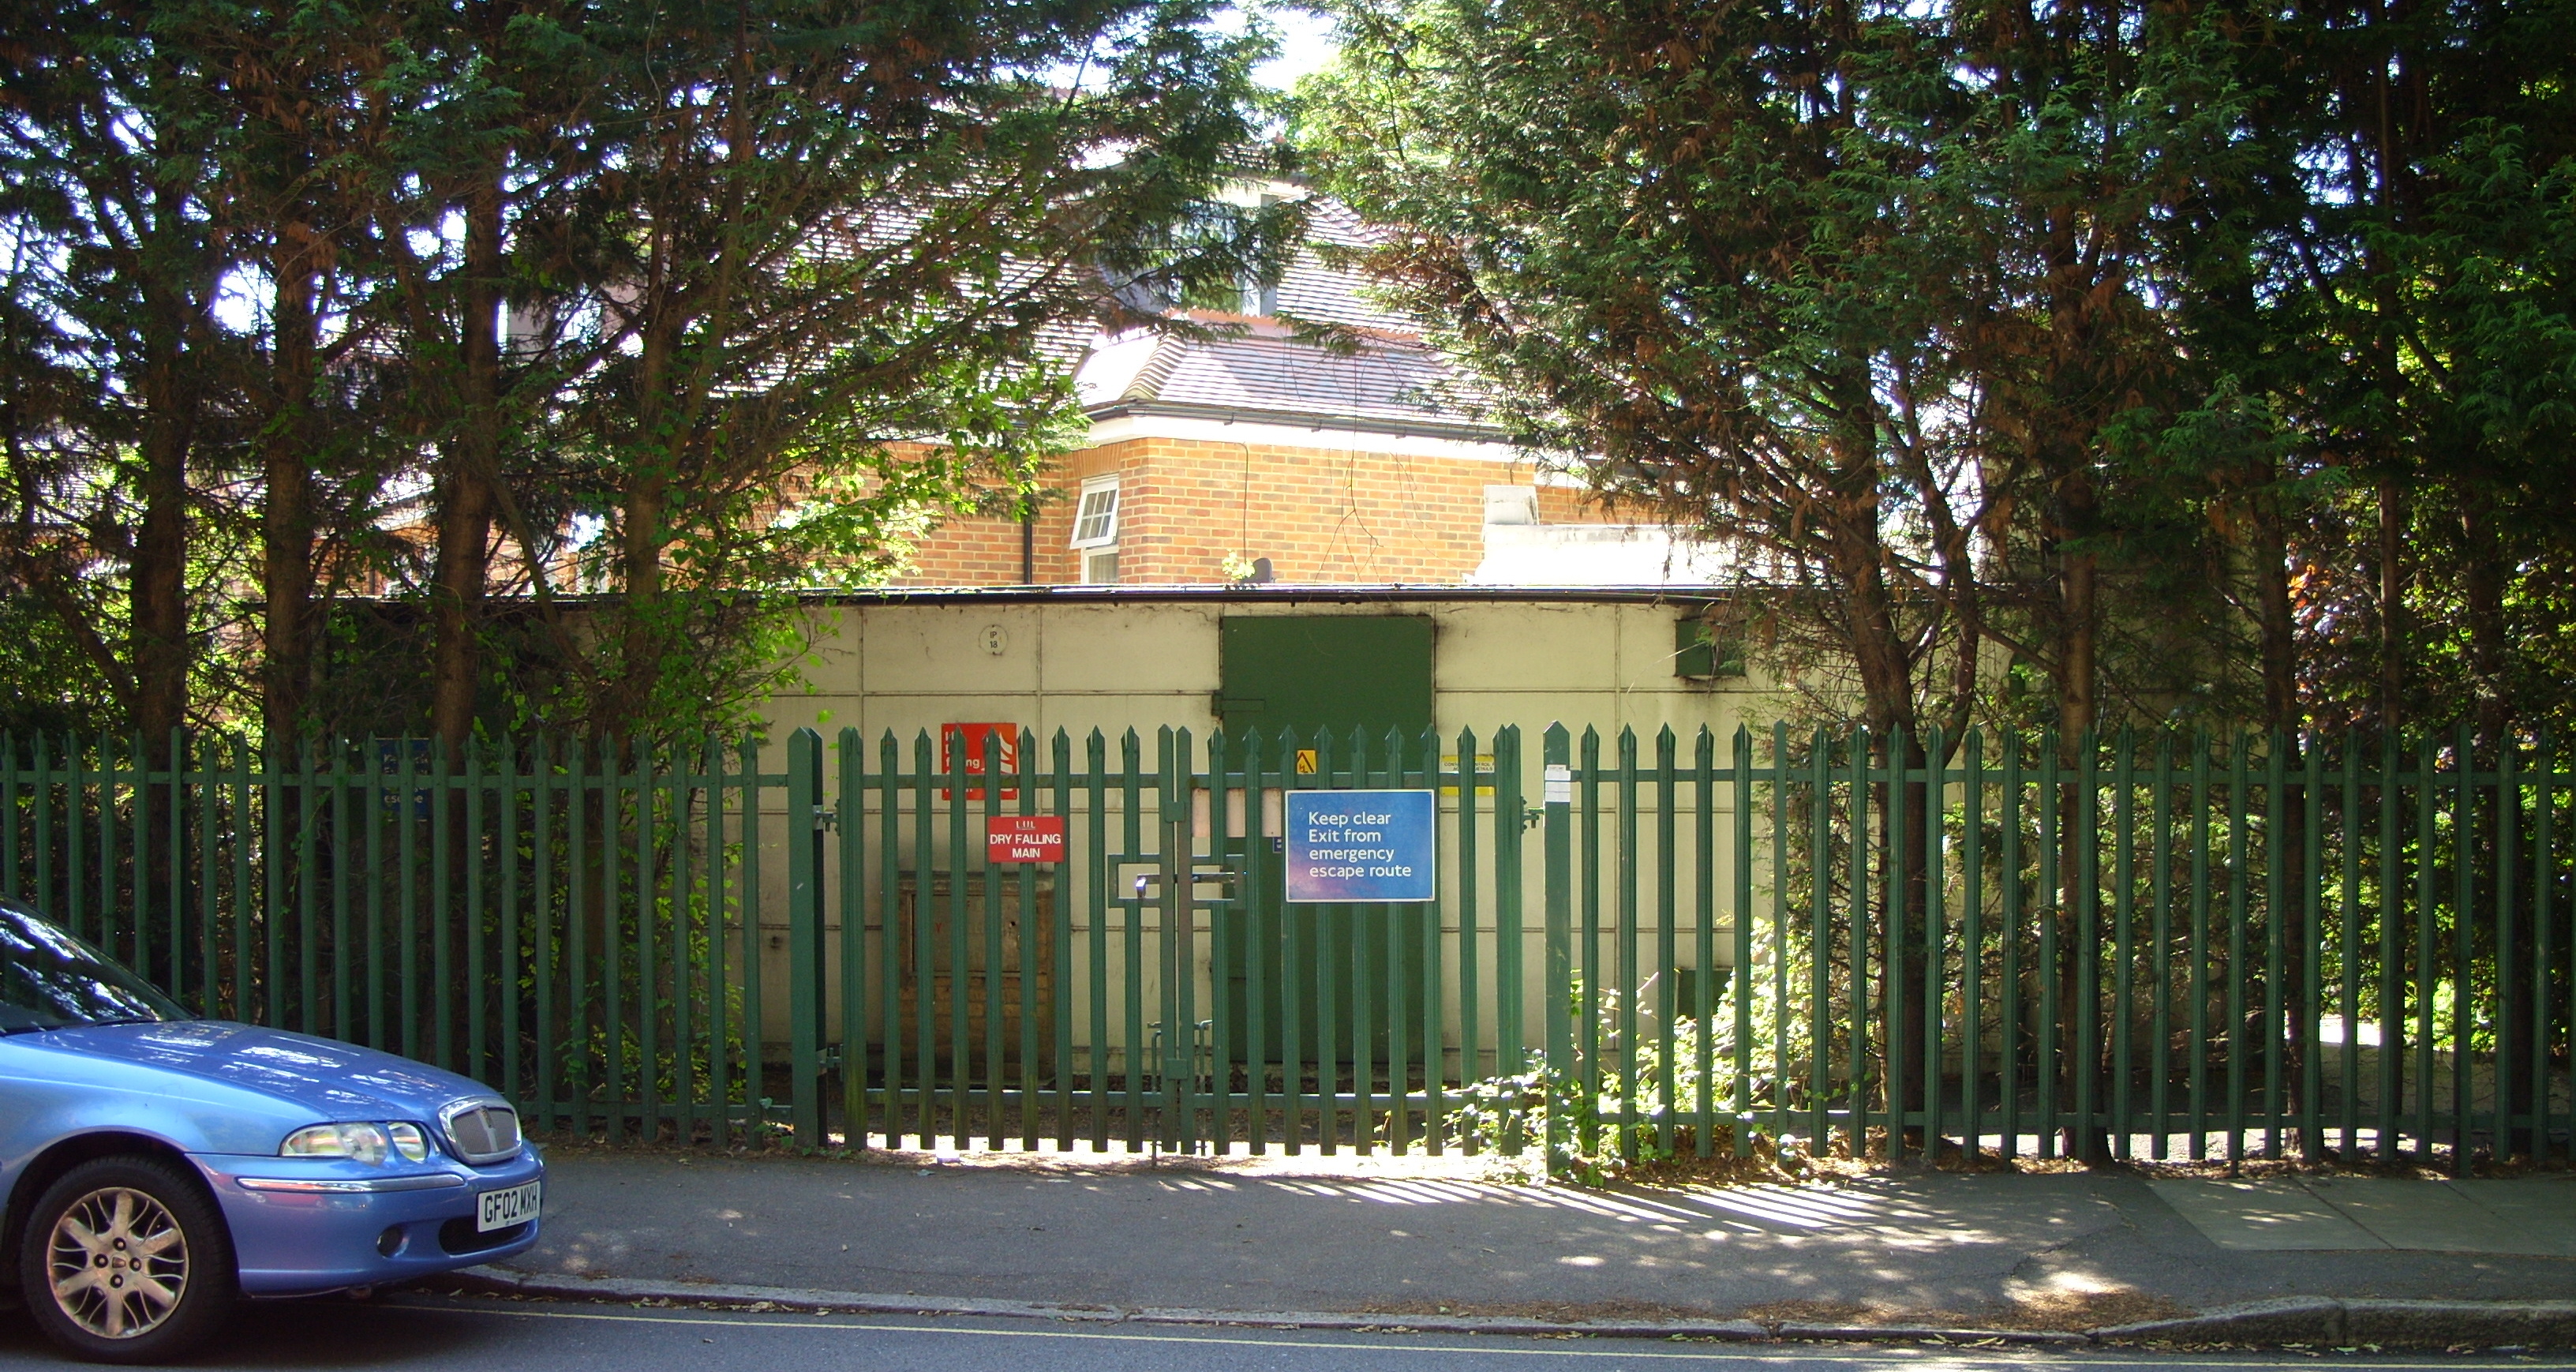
46, 1186, 190, 1340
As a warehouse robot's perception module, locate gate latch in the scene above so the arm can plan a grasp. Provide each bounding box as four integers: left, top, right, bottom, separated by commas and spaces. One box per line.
1133, 870, 1239, 900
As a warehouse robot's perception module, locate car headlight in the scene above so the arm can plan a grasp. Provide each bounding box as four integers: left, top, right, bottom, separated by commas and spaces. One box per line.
281, 1122, 395, 1164
388, 1122, 429, 1162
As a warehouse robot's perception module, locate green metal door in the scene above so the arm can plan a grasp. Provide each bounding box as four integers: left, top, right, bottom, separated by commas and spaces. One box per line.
1215, 617, 1434, 1073
1216, 616, 1435, 740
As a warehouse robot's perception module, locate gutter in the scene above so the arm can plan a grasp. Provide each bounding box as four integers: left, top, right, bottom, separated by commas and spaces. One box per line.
780, 584, 1752, 608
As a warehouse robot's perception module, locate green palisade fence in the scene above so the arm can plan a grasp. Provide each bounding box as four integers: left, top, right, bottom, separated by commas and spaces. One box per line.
4, 725, 2569, 1170
0, 732, 781, 1146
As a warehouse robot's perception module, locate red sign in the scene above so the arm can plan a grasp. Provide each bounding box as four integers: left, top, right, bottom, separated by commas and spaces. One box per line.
987, 815, 1065, 864
940, 722, 1020, 800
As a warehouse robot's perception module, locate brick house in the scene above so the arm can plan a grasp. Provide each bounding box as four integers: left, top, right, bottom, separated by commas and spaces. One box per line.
893, 189, 1725, 590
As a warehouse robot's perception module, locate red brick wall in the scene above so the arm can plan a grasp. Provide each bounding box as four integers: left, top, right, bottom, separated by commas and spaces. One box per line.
891, 437, 1627, 587
890, 485, 1083, 585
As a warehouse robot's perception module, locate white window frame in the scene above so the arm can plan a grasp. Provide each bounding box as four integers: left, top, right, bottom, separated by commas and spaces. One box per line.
1069, 477, 1120, 549
1247, 193, 1285, 317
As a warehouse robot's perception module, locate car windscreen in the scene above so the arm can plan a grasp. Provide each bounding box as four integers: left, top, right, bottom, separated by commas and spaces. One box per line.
0, 902, 190, 1033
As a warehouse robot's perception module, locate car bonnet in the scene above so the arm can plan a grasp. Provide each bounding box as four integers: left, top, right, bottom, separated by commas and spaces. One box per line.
46, 1019, 494, 1123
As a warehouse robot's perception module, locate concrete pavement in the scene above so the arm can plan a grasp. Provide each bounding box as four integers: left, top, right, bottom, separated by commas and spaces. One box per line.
451, 1148, 2576, 1347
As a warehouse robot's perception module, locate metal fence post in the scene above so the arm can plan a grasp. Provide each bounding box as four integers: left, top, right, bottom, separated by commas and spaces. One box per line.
1494, 726, 1525, 1093
1157, 727, 1189, 1154
1542, 724, 1573, 1171
788, 728, 826, 1149
838, 727, 868, 1150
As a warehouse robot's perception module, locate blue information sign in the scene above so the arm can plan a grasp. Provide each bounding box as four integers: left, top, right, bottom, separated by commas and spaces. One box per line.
1284, 789, 1436, 904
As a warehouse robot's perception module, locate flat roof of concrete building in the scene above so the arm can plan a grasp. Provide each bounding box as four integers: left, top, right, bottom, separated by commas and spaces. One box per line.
784, 583, 1750, 606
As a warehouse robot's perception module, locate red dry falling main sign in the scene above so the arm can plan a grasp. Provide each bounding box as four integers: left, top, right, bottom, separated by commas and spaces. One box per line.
986, 815, 1065, 864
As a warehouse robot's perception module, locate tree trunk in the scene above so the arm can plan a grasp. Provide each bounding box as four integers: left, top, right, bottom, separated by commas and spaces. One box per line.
590, 267, 685, 745
1818, 379, 1928, 1154
601, 465, 671, 744
2251, 508, 2316, 1156
2052, 469, 2102, 1160
2458, 491, 2508, 740
1877, 733, 1932, 1159
133, 403, 191, 743
262, 225, 320, 743
2255, 519, 2297, 735
2378, 479, 2403, 730
2458, 491, 2540, 1155
430, 180, 504, 759
132, 199, 197, 748
133, 256, 200, 999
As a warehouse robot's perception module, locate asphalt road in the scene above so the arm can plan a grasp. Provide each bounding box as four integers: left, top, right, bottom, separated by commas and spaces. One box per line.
2, 1296, 2567, 1372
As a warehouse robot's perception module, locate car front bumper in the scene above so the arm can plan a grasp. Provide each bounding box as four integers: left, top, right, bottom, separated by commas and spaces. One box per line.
192, 1146, 545, 1296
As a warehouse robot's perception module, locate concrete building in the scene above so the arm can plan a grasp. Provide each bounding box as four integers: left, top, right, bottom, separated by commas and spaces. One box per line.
749, 587, 1771, 1064
768, 587, 1758, 747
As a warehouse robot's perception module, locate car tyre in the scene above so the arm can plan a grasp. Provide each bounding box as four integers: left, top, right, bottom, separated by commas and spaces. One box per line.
17, 1156, 235, 1365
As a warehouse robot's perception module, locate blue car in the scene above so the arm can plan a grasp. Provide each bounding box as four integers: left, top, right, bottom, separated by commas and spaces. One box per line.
0, 899, 543, 1363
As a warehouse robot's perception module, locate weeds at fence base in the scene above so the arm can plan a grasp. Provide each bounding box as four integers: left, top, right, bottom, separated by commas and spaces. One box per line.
1611, 1139, 1873, 1189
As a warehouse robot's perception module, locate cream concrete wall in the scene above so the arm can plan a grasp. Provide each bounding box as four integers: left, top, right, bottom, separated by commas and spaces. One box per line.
751, 594, 1791, 1064
766, 596, 1772, 744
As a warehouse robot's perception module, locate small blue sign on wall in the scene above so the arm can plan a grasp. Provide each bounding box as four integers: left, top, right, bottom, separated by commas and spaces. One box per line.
1285, 789, 1436, 904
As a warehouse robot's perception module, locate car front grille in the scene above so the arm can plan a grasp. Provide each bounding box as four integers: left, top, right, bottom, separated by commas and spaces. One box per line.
440, 1100, 522, 1164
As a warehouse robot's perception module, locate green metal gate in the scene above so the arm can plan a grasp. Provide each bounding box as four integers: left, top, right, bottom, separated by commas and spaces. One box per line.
818, 722, 1509, 1156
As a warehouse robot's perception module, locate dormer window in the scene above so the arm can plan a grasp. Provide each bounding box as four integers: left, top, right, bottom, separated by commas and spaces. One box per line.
1180, 274, 1275, 317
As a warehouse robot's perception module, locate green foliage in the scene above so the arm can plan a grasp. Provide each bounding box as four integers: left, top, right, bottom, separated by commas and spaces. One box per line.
1451, 980, 1750, 1184
1297, 0, 2576, 736
2, 0, 1281, 745
1294, 0, 2255, 737
0, 0, 255, 734
1449, 1056, 1626, 1185
0, 605, 123, 740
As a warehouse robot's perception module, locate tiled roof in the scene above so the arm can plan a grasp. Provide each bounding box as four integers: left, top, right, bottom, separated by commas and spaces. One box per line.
1032, 315, 1096, 372
1099, 327, 1462, 430
1070, 194, 1496, 435
1272, 200, 1411, 333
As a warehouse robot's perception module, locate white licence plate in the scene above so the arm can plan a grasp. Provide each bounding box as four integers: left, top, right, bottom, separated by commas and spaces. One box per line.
477, 1180, 541, 1232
